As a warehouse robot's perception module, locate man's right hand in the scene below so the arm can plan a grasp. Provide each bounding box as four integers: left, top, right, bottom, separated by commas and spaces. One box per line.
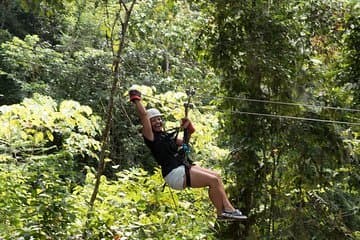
129, 89, 141, 102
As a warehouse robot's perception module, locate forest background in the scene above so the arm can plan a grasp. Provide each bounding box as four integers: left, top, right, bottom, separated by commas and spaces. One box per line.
0, 0, 359, 239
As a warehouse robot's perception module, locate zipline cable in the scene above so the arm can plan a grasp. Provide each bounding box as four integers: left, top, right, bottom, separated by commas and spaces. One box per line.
195, 95, 360, 113
143, 92, 360, 114
142, 94, 360, 126
5, 40, 359, 113
214, 109, 360, 126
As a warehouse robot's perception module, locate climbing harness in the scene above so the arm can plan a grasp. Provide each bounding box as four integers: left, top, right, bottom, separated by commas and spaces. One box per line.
183, 88, 195, 144
181, 88, 195, 188
156, 88, 195, 193
162, 88, 195, 188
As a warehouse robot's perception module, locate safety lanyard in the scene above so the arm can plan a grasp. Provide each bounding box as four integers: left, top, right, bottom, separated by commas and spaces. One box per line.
182, 88, 195, 153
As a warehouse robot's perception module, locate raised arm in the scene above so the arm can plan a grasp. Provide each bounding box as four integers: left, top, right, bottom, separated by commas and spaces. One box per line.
129, 90, 154, 141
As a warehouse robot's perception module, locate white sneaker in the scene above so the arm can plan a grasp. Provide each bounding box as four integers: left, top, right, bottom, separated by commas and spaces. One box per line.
219, 209, 248, 220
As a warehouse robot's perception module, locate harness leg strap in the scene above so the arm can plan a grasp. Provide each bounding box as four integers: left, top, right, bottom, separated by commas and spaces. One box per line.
185, 165, 191, 188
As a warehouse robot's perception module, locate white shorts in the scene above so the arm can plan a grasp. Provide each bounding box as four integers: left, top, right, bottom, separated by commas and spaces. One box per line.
164, 165, 186, 190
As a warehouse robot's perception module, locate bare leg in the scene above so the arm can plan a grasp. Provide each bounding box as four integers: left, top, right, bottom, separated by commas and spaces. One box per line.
188, 166, 235, 215
191, 165, 235, 212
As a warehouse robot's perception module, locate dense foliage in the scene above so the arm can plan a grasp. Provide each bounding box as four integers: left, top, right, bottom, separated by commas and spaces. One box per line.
0, 94, 216, 239
201, 0, 360, 239
0, 0, 359, 239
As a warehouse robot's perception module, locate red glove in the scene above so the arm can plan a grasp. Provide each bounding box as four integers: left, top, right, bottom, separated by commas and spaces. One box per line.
129, 89, 141, 102
181, 118, 195, 134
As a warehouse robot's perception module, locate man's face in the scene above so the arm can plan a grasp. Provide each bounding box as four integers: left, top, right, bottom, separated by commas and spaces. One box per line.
150, 116, 163, 132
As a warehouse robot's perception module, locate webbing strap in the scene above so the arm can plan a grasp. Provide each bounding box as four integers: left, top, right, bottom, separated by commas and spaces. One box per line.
165, 127, 180, 140
182, 88, 195, 188
182, 127, 191, 187
185, 165, 191, 188
165, 120, 193, 187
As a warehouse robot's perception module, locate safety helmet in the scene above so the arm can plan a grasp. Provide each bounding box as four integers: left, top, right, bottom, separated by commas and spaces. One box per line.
147, 108, 163, 120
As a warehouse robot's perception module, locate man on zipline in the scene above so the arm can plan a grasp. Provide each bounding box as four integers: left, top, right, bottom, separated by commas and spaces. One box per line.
129, 89, 247, 220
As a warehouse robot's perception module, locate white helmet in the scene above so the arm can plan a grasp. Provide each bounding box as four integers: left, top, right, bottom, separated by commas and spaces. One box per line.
147, 108, 163, 119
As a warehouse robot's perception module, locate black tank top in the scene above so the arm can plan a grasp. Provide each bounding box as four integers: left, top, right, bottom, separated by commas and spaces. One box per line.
144, 130, 183, 177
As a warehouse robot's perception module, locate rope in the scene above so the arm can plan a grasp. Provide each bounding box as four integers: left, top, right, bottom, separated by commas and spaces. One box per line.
218, 109, 360, 126
196, 95, 360, 113
168, 186, 178, 209
142, 94, 360, 126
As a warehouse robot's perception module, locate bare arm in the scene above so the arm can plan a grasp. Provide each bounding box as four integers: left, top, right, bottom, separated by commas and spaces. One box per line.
132, 100, 154, 141
128, 89, 154, 141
